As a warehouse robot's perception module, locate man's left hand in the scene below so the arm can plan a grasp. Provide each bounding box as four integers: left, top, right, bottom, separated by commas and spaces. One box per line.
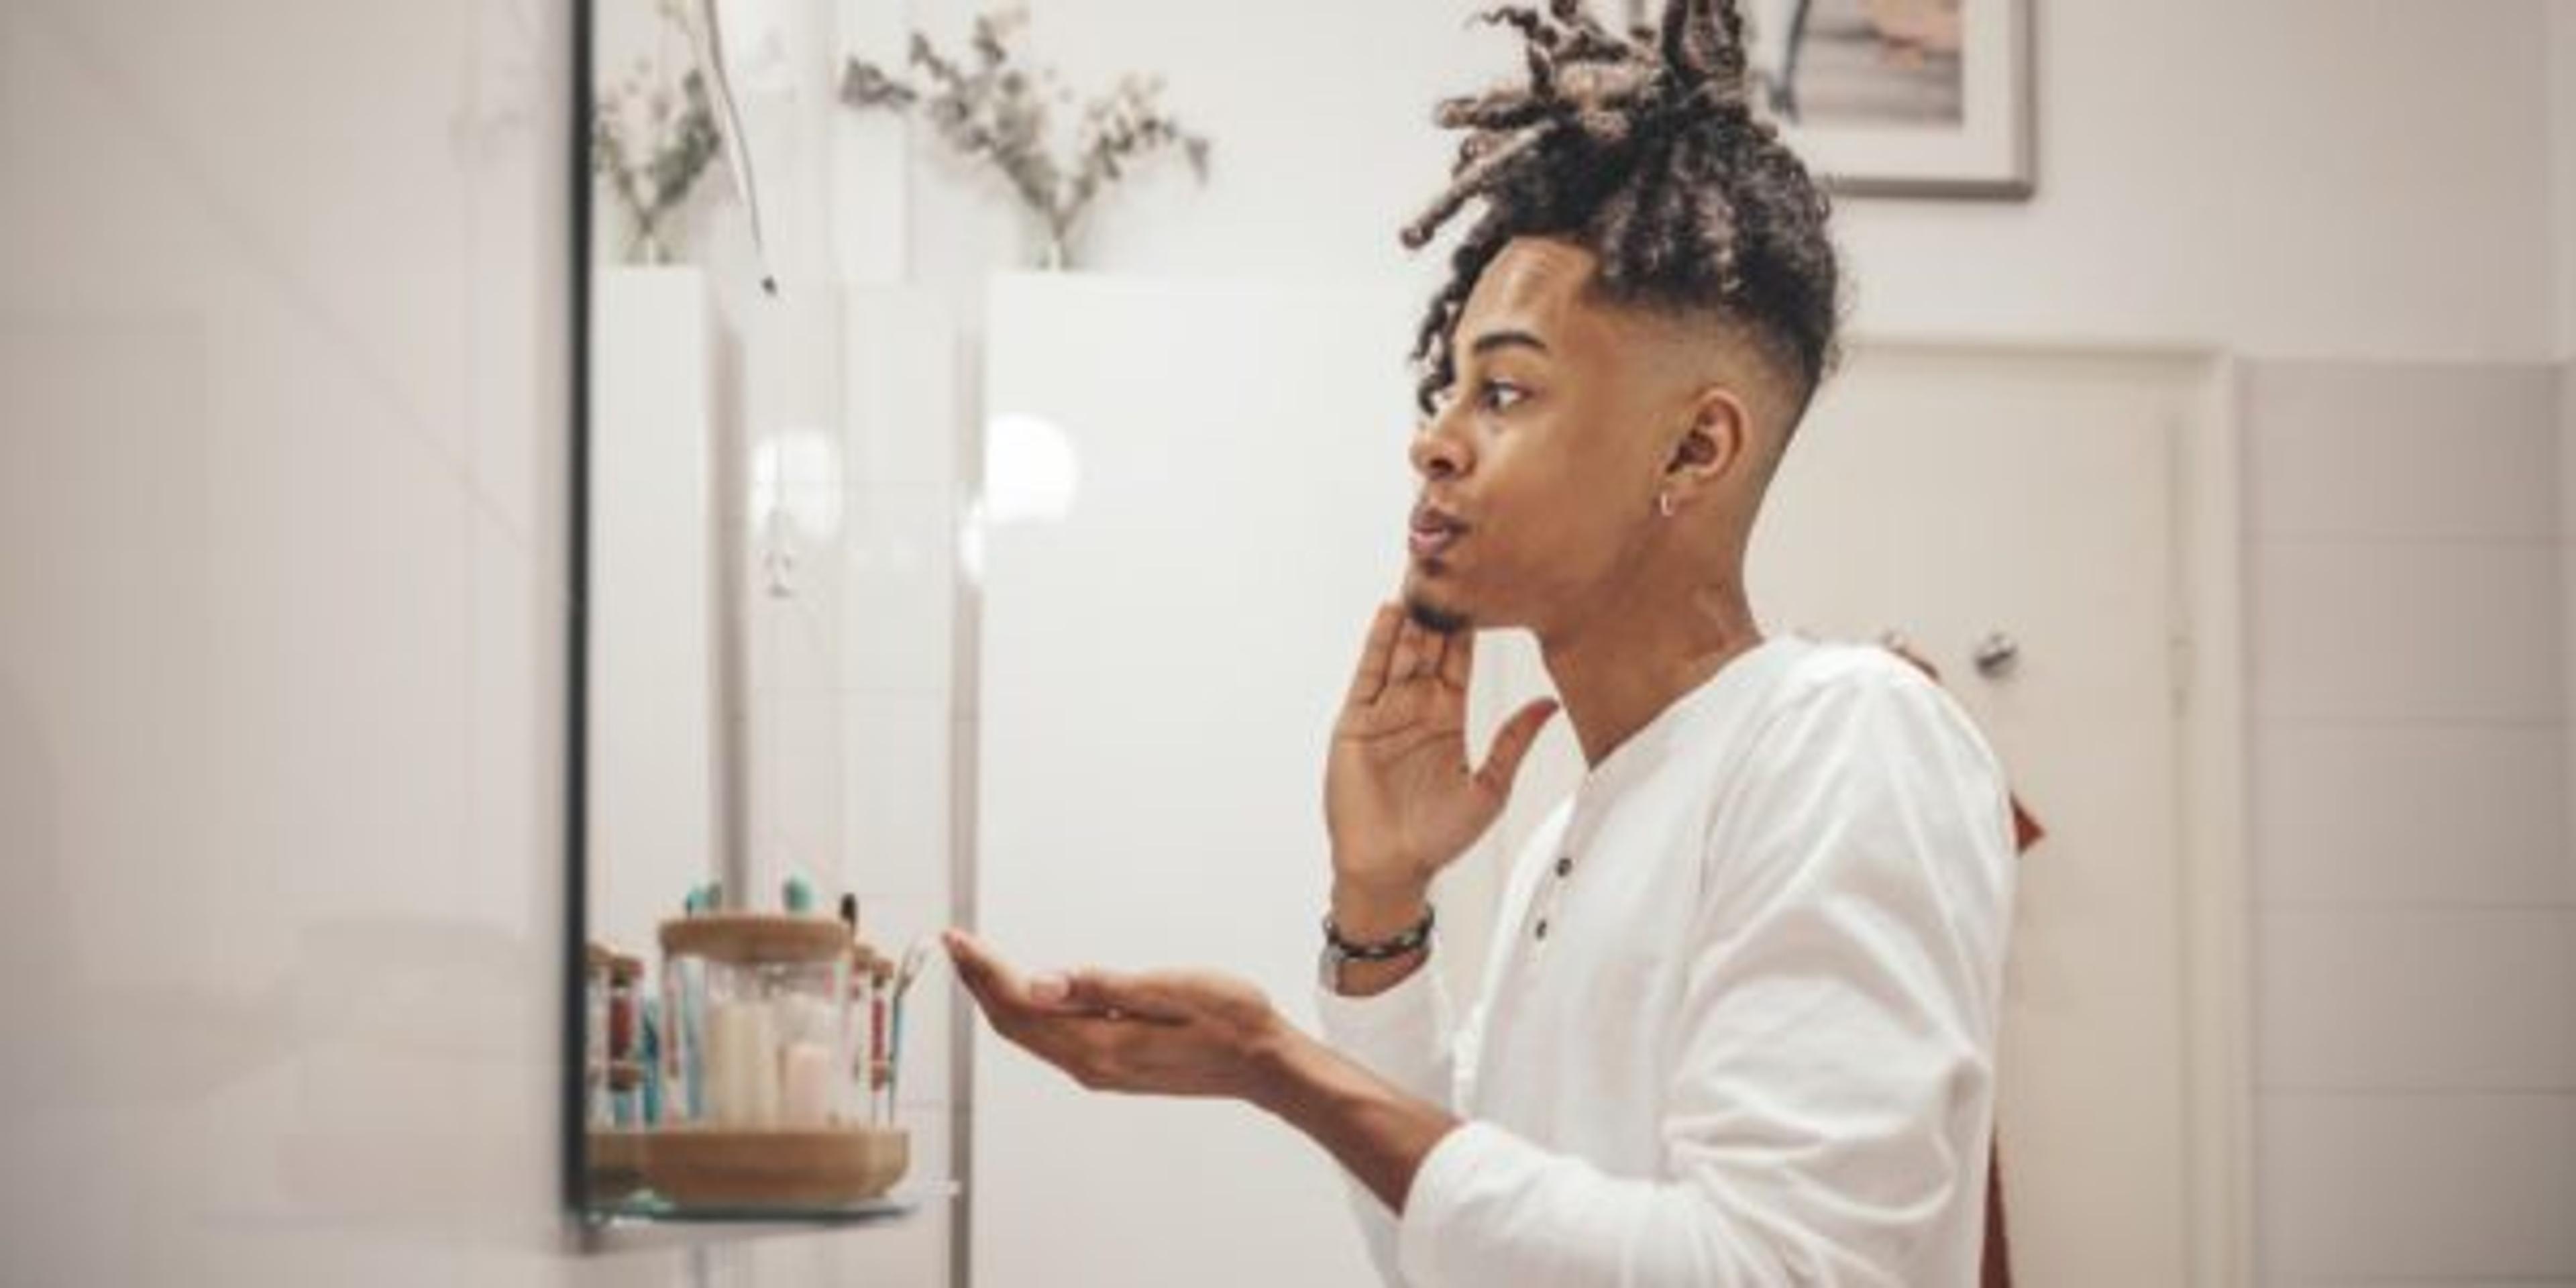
944, 929, 1289, 1104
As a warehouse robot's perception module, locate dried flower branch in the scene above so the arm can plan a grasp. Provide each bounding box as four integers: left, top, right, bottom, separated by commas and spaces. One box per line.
841, 5, 1211, 267
590, 0, 724, 264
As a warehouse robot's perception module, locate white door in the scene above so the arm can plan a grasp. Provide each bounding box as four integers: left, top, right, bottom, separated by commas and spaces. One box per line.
1770, 345, 2198, 1287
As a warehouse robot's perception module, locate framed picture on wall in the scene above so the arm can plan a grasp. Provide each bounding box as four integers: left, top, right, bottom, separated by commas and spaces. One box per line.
1739, 0, 2035, 199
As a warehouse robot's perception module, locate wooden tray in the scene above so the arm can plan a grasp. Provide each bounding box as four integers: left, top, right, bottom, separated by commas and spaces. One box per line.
585, 1128, 651, 1201
641, 1126, 910, 1207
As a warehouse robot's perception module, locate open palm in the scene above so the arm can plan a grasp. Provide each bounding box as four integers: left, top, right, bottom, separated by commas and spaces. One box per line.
1324, 603, 1559, 903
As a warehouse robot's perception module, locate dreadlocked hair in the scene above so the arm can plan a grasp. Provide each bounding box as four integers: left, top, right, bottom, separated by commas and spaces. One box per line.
1403, 0, 1841, 422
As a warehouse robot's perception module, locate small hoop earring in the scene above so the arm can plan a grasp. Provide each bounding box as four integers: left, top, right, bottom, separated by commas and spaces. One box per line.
1656, 491, 1676, 519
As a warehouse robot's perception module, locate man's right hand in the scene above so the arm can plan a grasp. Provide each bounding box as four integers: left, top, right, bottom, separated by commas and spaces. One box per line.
1323, 602, 1560, 941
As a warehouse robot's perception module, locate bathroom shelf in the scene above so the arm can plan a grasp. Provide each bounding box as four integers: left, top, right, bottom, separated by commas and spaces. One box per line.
574, 1182, 958, 1252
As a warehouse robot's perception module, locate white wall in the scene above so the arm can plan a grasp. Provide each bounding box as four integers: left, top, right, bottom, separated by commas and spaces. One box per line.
0, 0, 948, 1283
971, 276, 1417, 1288
0, 0, 572, 1280
2245, 361, 2576, 1285
896, 0, 2565, 362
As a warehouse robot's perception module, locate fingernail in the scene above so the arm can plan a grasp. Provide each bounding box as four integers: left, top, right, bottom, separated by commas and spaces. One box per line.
1028, 973, 1069, 1005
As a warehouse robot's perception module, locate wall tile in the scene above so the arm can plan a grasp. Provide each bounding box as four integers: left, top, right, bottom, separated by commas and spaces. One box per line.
842, 690, 953, 902
2255, 722, 2573, 906
2247, 360, 2561, 541
2259, 1091, 2576, 1280
2258, 908, 2576, 1089
2275, 1281, 2576, 1287
2252, 539, 2563, 722
751, 685, 848, 900
837, 484, 958, 698
844, 286, 963, 490
751, 479, 850, 700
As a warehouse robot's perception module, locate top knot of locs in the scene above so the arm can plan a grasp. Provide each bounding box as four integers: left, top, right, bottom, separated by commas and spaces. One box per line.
1397, 0, 1841, 421
1401, 0, 1756, 252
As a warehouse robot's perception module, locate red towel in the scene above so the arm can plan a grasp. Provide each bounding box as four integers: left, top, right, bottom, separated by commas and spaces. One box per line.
1880, 641, 2037, 1288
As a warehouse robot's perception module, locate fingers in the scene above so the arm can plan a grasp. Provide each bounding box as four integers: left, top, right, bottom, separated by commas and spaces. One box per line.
1344, 602, 1474, 722
1436, 624, 1474, 692
941, 936, 1271, 1099
1472, 697, 1560, 795
945, 931, 1102, 1018
943, 932, 1186, 1095
1059, 969, 1194, 1024
1025, 971, 1093, 1014
943, 931, 1178, 1026
944, 928, 1030, 1018
1390, 612, 1440, 684
943, 928, 1004, 992
1341, 602, 1403, 710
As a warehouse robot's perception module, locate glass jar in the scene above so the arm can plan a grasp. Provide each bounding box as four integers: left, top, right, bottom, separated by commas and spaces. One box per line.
659, 914, 855, 1129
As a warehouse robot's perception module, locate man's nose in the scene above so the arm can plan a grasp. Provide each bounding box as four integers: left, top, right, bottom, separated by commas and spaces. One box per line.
1411, 411, 1470, 480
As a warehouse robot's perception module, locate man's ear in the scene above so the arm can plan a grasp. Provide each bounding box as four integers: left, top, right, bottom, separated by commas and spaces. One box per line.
1662, 385, 1754, 500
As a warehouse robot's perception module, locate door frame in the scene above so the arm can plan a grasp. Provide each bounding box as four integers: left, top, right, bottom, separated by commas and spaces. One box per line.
2173, 349, 2252, 1288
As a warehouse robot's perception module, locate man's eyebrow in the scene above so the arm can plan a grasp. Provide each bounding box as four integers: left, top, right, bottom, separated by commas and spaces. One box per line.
1468, 329, 1550, 358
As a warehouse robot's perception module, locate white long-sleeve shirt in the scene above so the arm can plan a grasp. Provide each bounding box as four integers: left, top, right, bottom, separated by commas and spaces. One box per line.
1316, 637, 2018, 1287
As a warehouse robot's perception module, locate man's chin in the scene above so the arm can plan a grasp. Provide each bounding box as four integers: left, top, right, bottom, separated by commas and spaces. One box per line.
1400, 582, 1475, 635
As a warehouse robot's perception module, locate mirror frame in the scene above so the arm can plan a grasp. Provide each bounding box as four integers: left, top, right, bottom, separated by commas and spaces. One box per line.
561, 0, 596, 1218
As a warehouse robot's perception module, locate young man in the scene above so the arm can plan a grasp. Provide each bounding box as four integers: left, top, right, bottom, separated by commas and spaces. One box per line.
944, 1, 2017, 1282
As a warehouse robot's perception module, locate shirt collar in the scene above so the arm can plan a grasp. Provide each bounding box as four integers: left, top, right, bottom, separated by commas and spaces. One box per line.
1562, 634, 1809, 847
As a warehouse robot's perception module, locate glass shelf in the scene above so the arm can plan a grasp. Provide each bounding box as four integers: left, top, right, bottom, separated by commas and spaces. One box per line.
574, 1182, 958, 1251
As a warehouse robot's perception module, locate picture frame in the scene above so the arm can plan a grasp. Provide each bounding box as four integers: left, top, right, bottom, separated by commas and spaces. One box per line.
1741, 0, 2035, 199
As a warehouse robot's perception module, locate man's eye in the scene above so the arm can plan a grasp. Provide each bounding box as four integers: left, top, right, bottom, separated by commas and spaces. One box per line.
1479, 380, 1529, 412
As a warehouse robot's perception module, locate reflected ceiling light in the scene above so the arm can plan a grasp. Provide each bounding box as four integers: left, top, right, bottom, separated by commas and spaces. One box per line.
749, 426, 843, 540
983, 413, 1081, 527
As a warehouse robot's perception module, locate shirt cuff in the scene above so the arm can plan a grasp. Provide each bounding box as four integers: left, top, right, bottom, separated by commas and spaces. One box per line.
1313, 955, 1440, 1040
1397, 1118, 1524, 1288
1313, 960, 1449, 1104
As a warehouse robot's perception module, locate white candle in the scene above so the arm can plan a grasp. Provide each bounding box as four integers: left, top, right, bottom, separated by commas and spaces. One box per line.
707, 1000, 778, 1126
745, 1001, 778, 1126
780, 1040, 833, 1127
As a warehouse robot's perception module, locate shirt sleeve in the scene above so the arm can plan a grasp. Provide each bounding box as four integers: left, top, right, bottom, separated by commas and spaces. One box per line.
1314, 950, 1467, 1286
1393, 662, 2019, 1287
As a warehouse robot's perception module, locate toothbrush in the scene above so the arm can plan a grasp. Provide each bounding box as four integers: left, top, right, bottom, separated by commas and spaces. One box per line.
883, 938, 934, 1120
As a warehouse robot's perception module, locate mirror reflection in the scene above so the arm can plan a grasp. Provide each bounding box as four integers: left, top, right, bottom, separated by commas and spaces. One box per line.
568, 0, 2559, 1283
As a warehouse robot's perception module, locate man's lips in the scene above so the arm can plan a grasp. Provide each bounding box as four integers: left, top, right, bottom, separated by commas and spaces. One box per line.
1409, 503, 1466, 558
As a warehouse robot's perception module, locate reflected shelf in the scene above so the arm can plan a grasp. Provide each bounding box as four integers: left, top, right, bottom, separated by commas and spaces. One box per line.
574, 1181, 959, 1252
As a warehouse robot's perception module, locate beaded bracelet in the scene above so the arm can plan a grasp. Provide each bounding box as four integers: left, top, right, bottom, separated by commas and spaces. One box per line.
1322, 904, 1436, 961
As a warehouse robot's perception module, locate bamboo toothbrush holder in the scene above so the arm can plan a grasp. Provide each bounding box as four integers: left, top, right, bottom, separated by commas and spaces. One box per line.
648, 914, 908, 1205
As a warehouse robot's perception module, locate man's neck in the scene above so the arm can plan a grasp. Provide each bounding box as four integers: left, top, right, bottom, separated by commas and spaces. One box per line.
1538, 575, 1765, 768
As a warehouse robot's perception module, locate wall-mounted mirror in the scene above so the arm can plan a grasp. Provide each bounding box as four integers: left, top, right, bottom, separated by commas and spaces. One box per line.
568, 0, 965, 1244
564, 1, 2256, 1283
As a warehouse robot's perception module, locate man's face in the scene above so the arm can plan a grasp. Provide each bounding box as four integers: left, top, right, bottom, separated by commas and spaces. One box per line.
1401, 237, 1684, 636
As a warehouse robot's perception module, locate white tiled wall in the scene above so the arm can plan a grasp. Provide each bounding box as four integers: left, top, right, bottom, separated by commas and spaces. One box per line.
0, 1, 953, 1283
2246, 360, 2576, 1287
0, 0, 584, 1280
736, 283, 965, 1283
